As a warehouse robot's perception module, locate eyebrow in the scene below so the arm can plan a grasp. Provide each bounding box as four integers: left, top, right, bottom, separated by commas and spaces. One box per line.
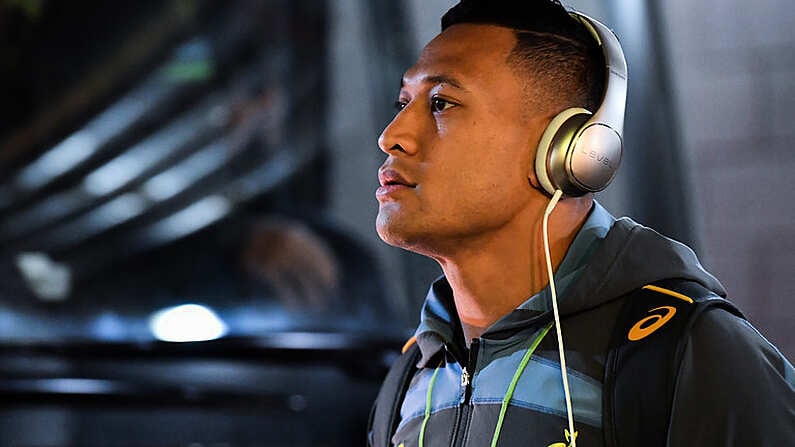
399, 74, 468, 92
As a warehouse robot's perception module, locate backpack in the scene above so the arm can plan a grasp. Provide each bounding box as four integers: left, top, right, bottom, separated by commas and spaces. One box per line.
367, 279, 744, 447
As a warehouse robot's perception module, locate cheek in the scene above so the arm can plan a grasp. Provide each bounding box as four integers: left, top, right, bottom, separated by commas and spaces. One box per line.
428, 120, 532, 197
422, 158, 527, 215
458, 147, 528, 190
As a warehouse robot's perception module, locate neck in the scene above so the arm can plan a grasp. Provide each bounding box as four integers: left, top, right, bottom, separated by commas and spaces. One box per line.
436, 196, 592, 344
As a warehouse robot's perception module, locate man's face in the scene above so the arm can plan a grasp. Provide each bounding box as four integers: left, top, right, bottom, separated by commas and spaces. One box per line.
375, 24, 551, 256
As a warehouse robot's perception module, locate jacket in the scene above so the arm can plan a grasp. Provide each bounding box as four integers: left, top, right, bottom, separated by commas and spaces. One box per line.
386, 204, 795, 446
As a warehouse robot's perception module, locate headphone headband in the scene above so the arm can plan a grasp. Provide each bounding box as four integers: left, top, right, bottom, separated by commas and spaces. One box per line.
570, 12, 627, 138
534, 11, 627, 197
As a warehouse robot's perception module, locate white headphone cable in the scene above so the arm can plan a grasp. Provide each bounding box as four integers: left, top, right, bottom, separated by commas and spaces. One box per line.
542, 188, 577, 446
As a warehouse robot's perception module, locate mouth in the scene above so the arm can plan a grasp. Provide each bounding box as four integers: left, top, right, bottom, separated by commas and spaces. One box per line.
378, 168, 416, 188
376, 168, 415, 201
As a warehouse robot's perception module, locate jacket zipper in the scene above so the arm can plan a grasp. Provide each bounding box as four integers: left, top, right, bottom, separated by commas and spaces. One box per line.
451, 339, 479, 447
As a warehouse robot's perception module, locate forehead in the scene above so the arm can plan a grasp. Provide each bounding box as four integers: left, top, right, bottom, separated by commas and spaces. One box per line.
402, 24, 519, 89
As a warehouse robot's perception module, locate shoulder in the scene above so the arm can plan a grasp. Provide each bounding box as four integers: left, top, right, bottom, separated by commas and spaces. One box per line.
685, 307, 794, 379
667, 306, 795, 444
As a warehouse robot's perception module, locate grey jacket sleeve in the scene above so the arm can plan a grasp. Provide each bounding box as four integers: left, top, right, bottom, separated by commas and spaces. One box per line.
667, 308, 795, 445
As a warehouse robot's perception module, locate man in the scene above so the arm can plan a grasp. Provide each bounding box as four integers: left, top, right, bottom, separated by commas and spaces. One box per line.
368, 1, 794, 446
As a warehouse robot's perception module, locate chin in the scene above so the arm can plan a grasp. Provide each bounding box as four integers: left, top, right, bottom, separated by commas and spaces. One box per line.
376, 212, 425, 251
377, 220, 448, 263
376, 213, 408, 247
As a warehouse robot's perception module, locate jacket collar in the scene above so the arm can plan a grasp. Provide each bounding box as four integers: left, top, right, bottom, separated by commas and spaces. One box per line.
412, 202, 615, 368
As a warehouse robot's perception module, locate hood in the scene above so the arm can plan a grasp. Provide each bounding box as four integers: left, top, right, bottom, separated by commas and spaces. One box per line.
413, 213, 725, 366
557, 216, 725, 315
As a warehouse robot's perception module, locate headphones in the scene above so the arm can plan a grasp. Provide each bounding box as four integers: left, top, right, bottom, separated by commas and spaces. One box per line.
534, 11, 627, 197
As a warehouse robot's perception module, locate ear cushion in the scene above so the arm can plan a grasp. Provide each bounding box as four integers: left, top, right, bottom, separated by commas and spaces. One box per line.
534, 107, 592, 196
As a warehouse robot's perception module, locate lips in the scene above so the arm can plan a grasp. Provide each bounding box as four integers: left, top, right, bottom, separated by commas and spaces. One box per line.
376, 168, 416, 201
378, 168, 415, 188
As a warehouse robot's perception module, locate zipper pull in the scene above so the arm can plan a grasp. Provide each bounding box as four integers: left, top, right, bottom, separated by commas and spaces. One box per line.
461, 339, 478, 404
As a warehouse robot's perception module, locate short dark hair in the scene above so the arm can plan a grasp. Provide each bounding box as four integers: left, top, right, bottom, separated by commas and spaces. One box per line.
441, 0, 605, 113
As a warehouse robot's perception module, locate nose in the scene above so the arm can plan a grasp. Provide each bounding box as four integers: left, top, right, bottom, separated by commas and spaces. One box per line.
377, 105, 420, 156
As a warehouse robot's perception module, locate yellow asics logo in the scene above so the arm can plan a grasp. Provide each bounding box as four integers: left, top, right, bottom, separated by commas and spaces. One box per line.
628, 306, 677, 341
547, 428, 578, 447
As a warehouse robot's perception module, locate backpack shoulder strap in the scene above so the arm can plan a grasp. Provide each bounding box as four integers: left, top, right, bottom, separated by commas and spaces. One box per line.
368, 339, 422, 447
603, 279, 743, 447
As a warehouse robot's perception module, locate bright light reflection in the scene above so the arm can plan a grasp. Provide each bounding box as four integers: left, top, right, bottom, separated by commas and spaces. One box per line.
41, 378, 117, 395
82, 115, 198, 196
16, 131, 98, 190
142, 140, 228, 201
145, 195, 231, 243
149, 304, 227, 342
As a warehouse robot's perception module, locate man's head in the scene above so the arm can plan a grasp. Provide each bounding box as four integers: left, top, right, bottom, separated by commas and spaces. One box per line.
442, 0, 605, 120
375, 1, 604, 256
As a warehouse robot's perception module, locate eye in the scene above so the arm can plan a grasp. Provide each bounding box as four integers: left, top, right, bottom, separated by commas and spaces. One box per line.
394, 99, 408, 111
430, 96, 455, 113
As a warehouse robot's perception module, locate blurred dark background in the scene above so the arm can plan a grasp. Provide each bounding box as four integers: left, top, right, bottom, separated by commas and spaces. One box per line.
0, 0, 791, 445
